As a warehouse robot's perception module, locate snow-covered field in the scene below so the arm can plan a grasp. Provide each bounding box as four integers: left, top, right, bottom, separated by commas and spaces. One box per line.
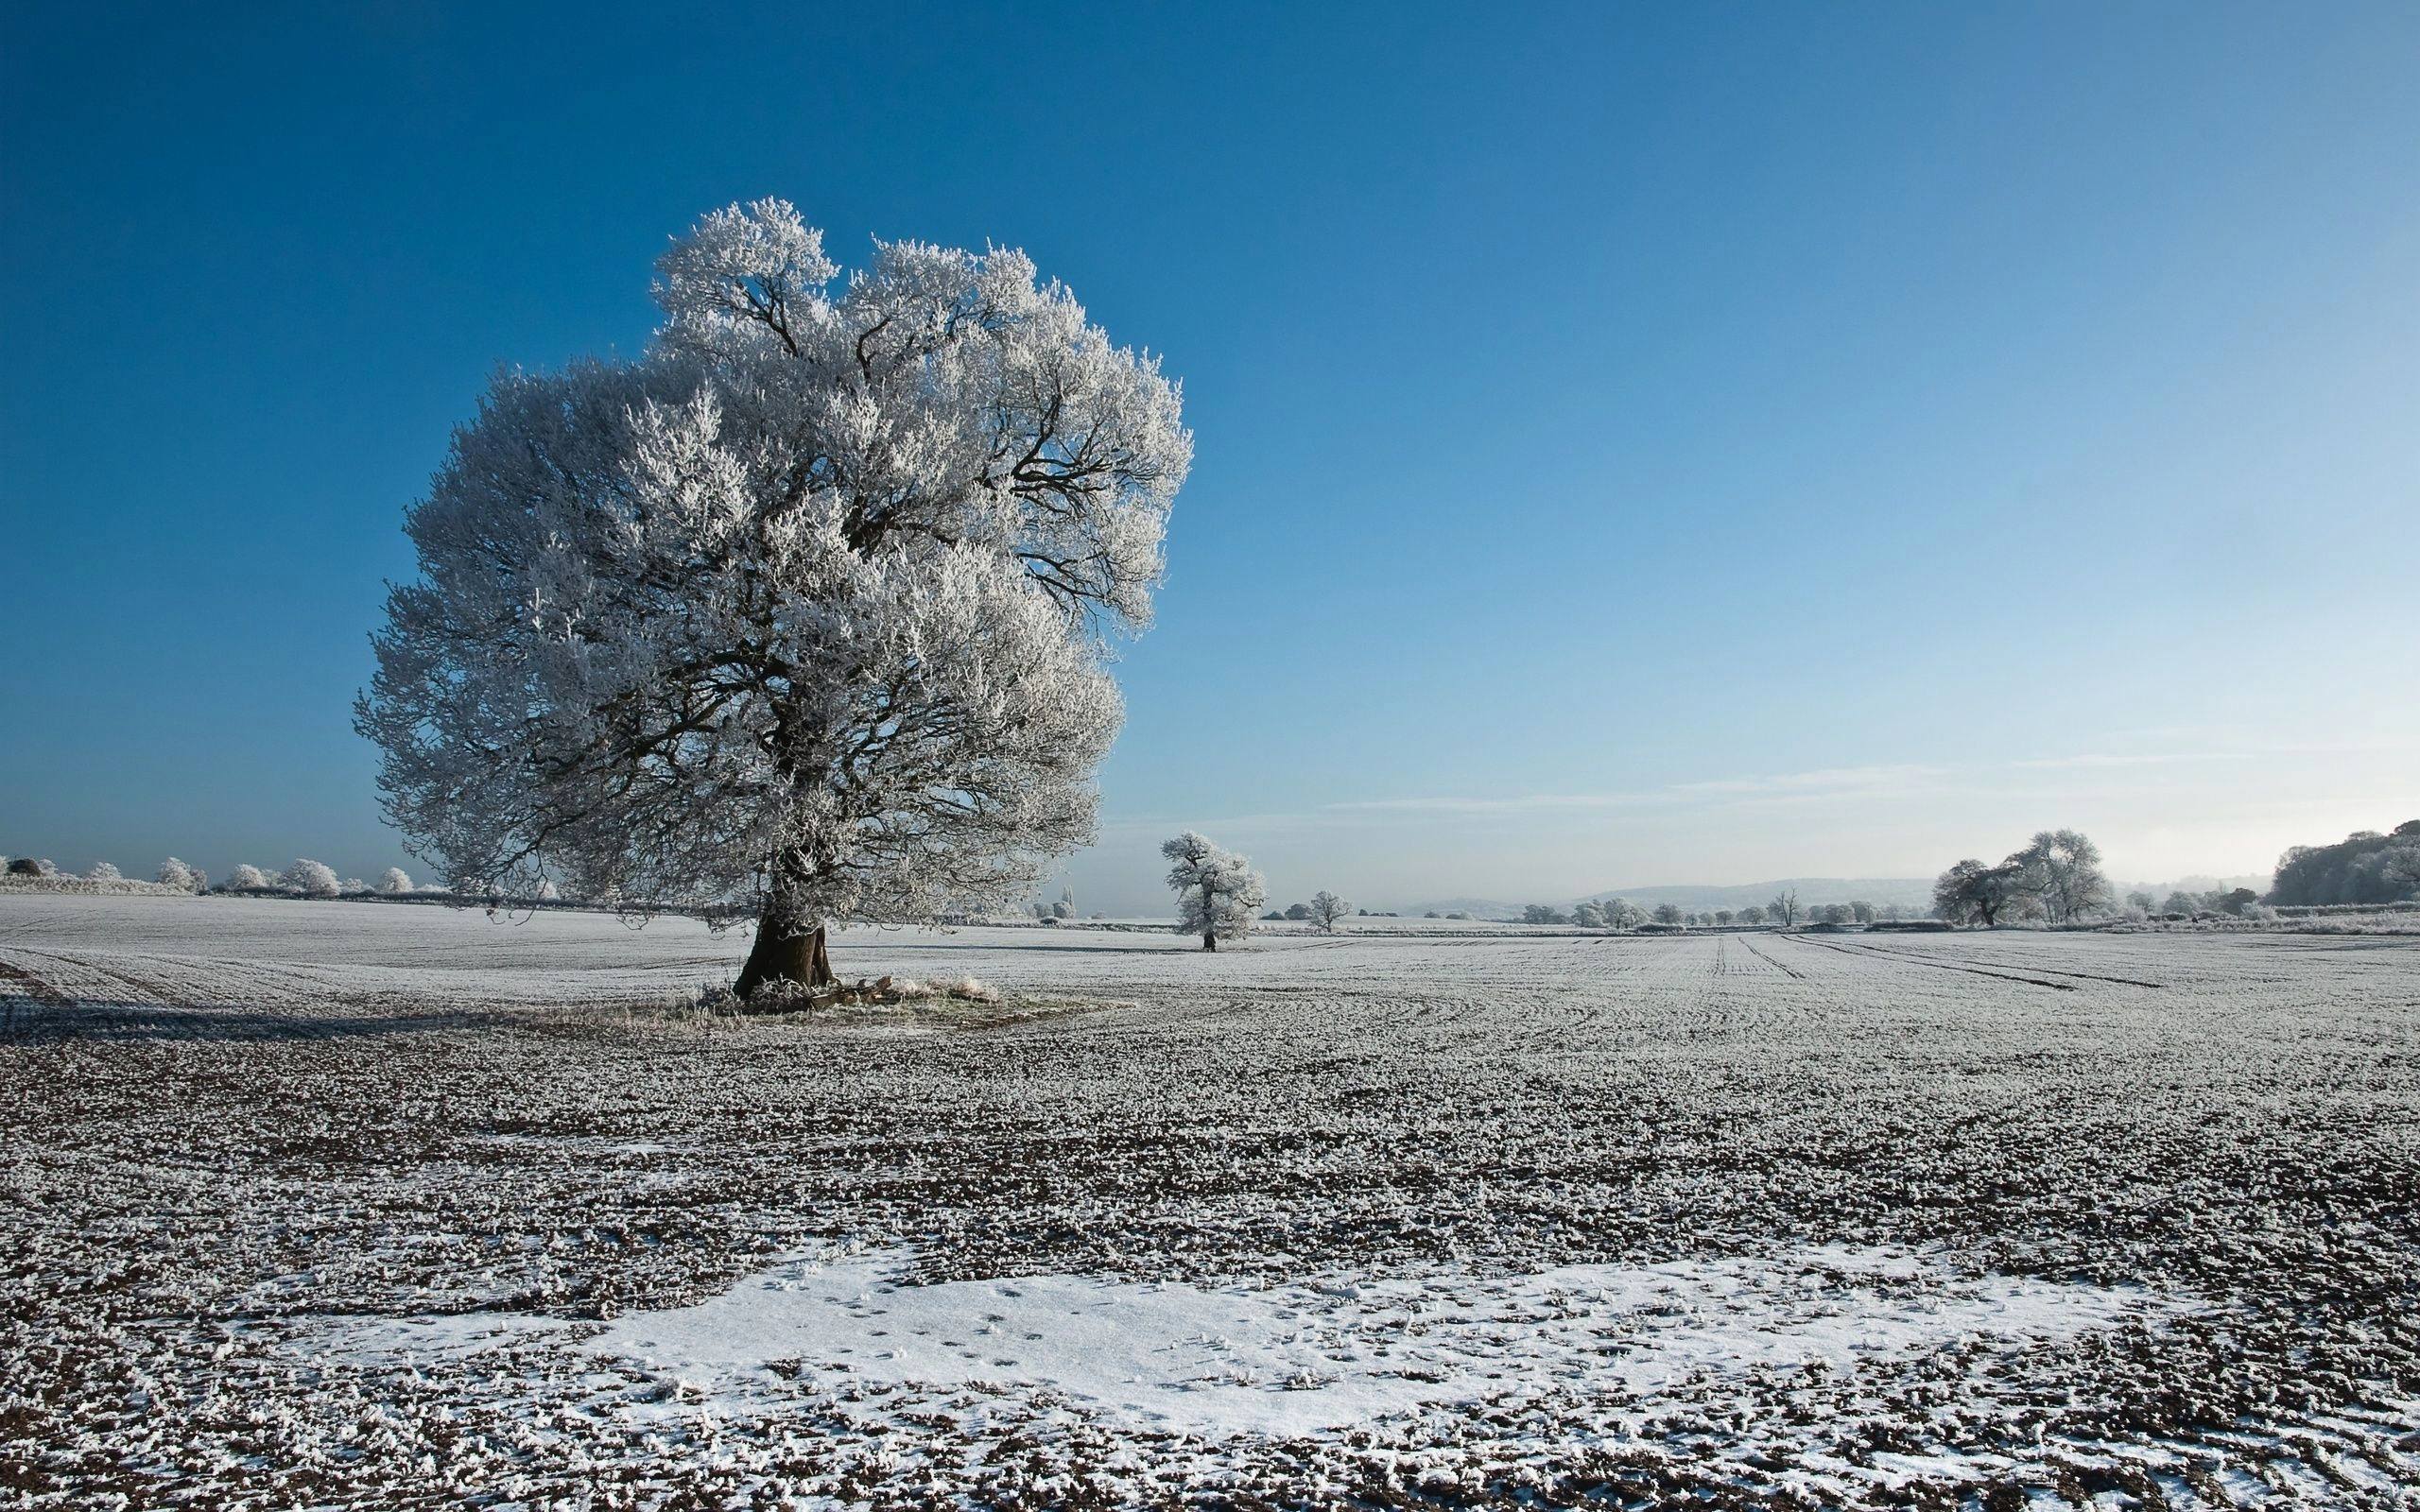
5, 896, 2416, 1508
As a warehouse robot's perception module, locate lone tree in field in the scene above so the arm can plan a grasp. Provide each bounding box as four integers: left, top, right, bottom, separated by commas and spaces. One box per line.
1163, 833, 1266, 951
1769, 888, 1801, 927
357, 200, 1189, 998
1306, 890, 1352, 933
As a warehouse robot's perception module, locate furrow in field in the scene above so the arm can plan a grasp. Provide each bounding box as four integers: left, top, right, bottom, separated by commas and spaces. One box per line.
1778, 931, 2078, 989
1857, 936, 2170, 988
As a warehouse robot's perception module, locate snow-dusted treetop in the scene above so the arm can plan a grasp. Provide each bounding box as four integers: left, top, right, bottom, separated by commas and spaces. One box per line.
357, 200, 1190, 991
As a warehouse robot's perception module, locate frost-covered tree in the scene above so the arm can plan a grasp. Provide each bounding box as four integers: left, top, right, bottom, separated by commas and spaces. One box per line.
1306, 890, 1351, 933
227, 864, 272, 890
1933, 859, 2028, 926
283, 859, 341, 898
157, 858, 197, 891
85, 861, 122, 882
1163, 833, 1264, 951
1569, 900, 1606, 929
2014, 830, 2111, 923
1715, 909, 1735, 925
1849, 901, 1875, 923
1653, 902, 1684, 925
1051, 885, 1075, 920
1739, 904, 1765, 925
377, 867, 414, 893
1603, 898, 1647, 930
355, 200, 1190, 998
1769, 889, 1800, 927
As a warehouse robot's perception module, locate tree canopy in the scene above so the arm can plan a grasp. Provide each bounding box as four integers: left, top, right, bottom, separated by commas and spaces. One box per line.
356, 200, 1190, 992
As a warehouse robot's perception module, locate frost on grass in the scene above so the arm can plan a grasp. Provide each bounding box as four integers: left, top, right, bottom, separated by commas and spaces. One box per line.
4, 898, 2419, 1507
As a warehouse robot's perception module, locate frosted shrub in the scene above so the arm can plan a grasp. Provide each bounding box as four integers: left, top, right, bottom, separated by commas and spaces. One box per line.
84, 862, 122, 881
282, 859, 340, 897
376, 867, 413, 894
156, 857, 198, 890
227, 864, 271, 890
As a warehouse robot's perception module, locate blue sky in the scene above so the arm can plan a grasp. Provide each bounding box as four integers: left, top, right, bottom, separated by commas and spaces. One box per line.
4, 1, 2414, 912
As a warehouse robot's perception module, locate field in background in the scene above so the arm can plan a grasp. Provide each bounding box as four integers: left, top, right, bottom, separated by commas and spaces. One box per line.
4, 895, 2416, 1507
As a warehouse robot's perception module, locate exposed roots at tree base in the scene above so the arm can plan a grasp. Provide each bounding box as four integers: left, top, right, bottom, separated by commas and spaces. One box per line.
735, 974, 1000, 1013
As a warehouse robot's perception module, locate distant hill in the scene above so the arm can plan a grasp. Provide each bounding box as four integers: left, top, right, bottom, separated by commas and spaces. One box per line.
1583, 878, 1940, 913
1402, 877, 1940, 919
1397, 896, 1528, 920
2118, 874, 2271, 901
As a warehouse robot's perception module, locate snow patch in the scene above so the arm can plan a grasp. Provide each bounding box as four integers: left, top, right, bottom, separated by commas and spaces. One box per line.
579, 1244, 2177, 1439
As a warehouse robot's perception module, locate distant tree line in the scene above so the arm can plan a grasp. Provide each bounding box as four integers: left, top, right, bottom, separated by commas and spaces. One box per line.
2268, 821, 2420, 907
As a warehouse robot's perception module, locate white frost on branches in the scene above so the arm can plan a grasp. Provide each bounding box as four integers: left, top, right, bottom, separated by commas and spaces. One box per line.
84, 862, 122, 882
1306, 890, 1352, 933
156, 857, 198, 891
282, 859, 341, 898
356, 199, 1190, 936
228, 864, 272, 890
1163, 833, 1266, 950
377, 868, 414, 894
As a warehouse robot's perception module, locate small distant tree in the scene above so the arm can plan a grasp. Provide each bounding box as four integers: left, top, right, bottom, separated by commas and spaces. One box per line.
1653, 902, 1684, 925
227, 864, 271, 890
1769, 889, 1800, 927
1052, 885, 1076, 920
283, 859, 341, 898
157, 858, 198, 890
377, 867, 414, 894
85, 862, 122, 882
1521, 903, 1568, 925
2125, 889, 2155, 912
1849, 901, 1875, 923
1603, 898, 1646, 930
1570, 900, 1607, 928
2162, 889, 2200, 915
1715, 908, 1735, 925
1738, 904, 1764, 924
7, 857, 42, 877
1306, 890, 1352, 933
1164, 833, 1266, 951
1424, 910, 1440, 919
1283, 902, 1313, 920
1819, 902, 1854, 925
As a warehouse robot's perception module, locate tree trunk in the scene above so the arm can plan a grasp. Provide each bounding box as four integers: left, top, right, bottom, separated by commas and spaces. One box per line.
1202, 931, 1217, 952
735, 858, 837, 998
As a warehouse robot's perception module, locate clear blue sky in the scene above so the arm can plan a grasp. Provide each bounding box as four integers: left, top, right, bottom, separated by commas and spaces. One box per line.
4, 1, 2415, 912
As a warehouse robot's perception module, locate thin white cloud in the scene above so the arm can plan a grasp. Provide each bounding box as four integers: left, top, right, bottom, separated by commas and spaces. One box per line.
2010, 752, 2253, 770
1323, 792, 1663, 815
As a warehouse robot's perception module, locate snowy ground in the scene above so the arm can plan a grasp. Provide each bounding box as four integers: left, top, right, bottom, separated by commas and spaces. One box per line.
4, 896, 2416, 1508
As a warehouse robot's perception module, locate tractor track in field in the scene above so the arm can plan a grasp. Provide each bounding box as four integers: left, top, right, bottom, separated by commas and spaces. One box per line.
1778, 930, 2079, 990
1870, 941, 2171, 989
1730, 935, 1806, 980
